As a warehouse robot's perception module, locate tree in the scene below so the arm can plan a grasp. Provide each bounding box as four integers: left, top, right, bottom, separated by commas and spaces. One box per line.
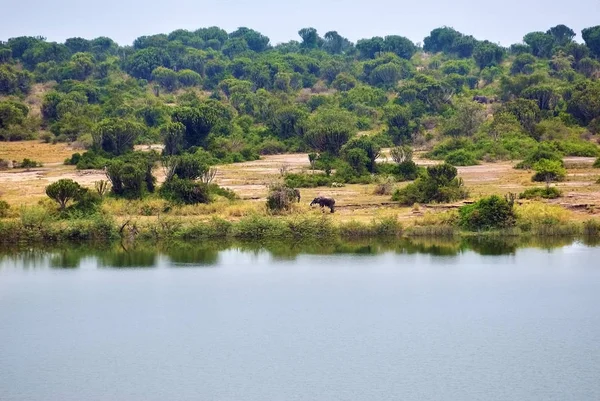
0, 100, 28, 129
125, 48, 171, 80
229, 27, 270, 52
382, 35, 417, 59
304, 107, 357, 155
268, 106, 307, 139
384, 105, 415, 144
342, 136, 381, 173
322, 31, 353, 54
65, 37, 91, 53
152, 67, 178, 91
298, 28, 322, 49
547, 25, 576, 46
473, 41, 505, 69
423, 27, 463, 53
443, 99, 485, 137
68, 52, 95, 80
511, 53, 536, 75
93, 119, 146, 156
582, 26, 600, 57
356, 37, 384, 59
45, 179, 82, 210
523, 32, 555, 58
172, 100, 233, 149
499, 99, 541, 135
162, 122, 185, 156
567, 83, 600, 125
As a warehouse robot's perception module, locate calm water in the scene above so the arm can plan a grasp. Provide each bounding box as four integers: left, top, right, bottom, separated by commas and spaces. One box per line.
1, 240, 599, 401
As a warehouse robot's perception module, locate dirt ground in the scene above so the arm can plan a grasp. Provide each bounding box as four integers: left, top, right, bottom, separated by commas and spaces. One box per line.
1, 141, 599, 221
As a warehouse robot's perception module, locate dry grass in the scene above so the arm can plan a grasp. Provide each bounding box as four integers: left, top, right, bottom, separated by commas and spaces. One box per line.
1, 143, 599, 224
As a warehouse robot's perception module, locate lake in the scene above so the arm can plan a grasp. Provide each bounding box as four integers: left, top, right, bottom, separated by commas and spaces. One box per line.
1, 239, 599, 401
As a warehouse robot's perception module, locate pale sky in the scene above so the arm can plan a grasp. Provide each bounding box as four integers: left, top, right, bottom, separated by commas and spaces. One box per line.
1, 0, 597, 46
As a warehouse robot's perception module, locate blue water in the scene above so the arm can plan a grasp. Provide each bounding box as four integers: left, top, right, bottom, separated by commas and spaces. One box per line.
1, 243, 599, 400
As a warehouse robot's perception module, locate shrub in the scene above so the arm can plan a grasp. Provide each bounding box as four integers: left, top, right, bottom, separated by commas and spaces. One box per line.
0, 200, 9, 217
105, 153, 157, 199
392, 163, 468, 205
515, 145, 563, 169
459, 195, 516, 231
532, 159, 566, 182
21, 158, 41, 169
45, 179, 83, 210
208, 183, 238, 200
160, 178, 210, 205
390, 145, 413, 163
444, 149, 478, 166
173, 153, 209, 180
64, 152, 81, 166
266, 184, 299, 213
594, 158, 600, 168
74, 151, 109, 170
519, 186, 562, 199
373, 176, 395, 195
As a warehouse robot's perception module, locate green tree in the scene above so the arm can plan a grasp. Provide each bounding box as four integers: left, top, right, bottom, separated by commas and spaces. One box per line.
547, 25, 576, 46
304, 107, 357, 155
384, 105, 414, 144
473, 41, 505, 69
298, 28, 322, 49
342, 136, 381, 173
152, 67, 178, 91
172, 100, 233, 149
459, 195, 516, 230
93, 119, 146, 156
45, 179, 82, 210
582, 26, 600, 57
382, 35, 417, 59
523, 31, 555, 58
532, 159, 566, 183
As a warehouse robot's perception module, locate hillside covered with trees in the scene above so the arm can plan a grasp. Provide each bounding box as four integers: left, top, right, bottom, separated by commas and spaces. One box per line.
1, 24, 600, 205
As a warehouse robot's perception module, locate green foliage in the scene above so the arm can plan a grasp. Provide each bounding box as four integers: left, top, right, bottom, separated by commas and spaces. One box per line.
0, 200, 10, 218
20, 158, 41, 169
284, 173, 335, 188
444, 149, 478, 166
392, 163, 468, 205
532, 159, 566, 182
304, 107, 357, 155
515, 145, 564, 169
519, 186, 562, 199
105, 153, 157, 199
93, 119, 146, 156
45, 179, 83, 210
594, 158, 600, 168
160, 177, 210, 204
459, 195, 516, 230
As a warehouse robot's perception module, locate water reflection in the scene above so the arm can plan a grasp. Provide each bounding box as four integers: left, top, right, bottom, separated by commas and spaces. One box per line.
0, 236, 599, 269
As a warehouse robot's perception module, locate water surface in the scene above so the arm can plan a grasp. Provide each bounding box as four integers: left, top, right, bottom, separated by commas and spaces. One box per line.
1, 240, 599, 401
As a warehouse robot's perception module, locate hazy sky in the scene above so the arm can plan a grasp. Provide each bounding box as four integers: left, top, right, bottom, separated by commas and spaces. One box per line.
1, 0, 598, 46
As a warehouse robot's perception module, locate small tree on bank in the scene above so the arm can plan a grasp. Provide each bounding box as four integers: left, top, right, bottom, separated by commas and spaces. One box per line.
45, 179, 83, 210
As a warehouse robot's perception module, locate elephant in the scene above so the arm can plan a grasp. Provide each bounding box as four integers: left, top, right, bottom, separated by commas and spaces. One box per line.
310, 196, 335, 213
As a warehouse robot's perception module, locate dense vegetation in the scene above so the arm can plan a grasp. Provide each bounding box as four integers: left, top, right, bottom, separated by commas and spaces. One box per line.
1, 24, 600, 231
1, 24, 598, 160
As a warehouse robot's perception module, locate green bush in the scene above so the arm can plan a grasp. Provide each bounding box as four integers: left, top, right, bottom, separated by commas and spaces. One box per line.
45, 179, 83, 210
515, 145, 564, 169
519, 186, 562, 199
593, 158, 600, 168
105, 153, 157, 199
532, 159, 566, 182
0, 200, 9, 217
392, 163, 468, 205
377, 161, 420, 181
74, 151, 110, 170
444, 149, 478, 166
21, 158, 41, 169
160, 178, 211, 204
459, 195, 516, 231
